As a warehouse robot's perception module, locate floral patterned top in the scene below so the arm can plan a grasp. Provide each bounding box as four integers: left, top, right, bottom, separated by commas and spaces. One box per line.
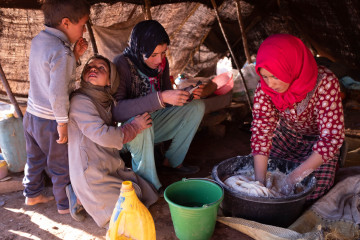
251, 66, 345, 162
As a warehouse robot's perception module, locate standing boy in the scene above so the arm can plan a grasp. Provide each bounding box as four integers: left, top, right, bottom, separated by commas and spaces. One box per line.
23, 0, 90, 216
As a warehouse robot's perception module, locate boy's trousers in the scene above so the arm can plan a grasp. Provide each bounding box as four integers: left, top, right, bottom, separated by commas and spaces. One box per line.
23, 112, 69, 210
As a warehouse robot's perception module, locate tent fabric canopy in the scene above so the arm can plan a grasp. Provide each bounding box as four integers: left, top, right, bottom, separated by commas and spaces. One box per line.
91, 14, 145, 62
0, 0, 225, 9
0, 0, 359, 104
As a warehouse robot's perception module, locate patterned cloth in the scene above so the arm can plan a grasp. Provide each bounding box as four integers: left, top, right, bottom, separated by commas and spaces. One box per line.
251, 66, 345, 162
125, 56, 166, 98
251, 66, 345, 199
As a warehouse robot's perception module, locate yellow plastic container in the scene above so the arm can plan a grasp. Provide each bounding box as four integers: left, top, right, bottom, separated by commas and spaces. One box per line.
0, 160, 8, 179
107, 181, 156, 240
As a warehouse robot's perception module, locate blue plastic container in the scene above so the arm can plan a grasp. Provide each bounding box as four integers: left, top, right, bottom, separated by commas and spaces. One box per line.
0, 115, 27, 172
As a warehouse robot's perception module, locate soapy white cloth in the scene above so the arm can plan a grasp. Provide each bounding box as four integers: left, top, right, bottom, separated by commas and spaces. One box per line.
224, 171, 290, 198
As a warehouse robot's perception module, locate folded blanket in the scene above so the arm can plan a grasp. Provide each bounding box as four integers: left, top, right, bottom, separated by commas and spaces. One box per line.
312, 174, 360, 224
289, 168, 360, 239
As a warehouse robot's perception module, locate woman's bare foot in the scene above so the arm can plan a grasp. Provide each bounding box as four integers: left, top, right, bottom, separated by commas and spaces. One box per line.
58, 209, 70, 214
25, 195, 54, 206
162, 159, 185, 169
162, 158, 171, 167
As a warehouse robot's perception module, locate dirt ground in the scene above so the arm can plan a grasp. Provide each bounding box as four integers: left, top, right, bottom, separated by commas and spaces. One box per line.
0, 106, 359, 240
0, 110, 255, 240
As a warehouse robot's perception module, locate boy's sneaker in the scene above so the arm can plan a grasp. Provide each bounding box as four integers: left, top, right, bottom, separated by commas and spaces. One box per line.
65, 184, 86, 222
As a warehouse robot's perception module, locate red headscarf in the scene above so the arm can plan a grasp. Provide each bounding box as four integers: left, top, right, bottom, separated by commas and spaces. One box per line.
255, 34, 318, 111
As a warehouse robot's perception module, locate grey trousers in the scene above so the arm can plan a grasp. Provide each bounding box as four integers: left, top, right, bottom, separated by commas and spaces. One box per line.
125, 99, 205, 190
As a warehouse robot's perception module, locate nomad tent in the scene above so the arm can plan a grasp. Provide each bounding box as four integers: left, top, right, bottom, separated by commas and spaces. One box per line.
0, 2, 360, 239
0, 0, 359, 108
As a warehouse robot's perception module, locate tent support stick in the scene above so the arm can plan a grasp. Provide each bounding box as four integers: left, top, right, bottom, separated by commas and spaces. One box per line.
235, 0, 252, 64
86, 20, 98, 55
144, 0, 152, 20
211, 0, 252, 110
0, 63, 23, 118
127, 4, 138, 21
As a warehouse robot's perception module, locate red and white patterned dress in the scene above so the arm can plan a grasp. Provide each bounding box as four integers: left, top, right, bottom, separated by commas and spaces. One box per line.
251, 66, 345, 200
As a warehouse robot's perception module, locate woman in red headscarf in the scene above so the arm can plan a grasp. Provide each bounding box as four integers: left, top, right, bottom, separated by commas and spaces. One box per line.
251, 34, 345, 200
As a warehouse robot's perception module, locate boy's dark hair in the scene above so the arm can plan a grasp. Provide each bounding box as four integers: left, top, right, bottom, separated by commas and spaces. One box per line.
40, 0, 90, 28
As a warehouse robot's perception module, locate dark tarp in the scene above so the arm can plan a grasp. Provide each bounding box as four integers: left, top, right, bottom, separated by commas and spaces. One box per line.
0, 0, 224, 9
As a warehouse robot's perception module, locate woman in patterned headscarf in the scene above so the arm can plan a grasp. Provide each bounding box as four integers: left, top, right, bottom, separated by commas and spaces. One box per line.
68, 55, 158, 227
251, 34, 345, 200
112, 20, 205, 193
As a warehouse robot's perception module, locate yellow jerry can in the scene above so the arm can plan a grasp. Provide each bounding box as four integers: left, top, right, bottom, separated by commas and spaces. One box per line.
107, 181, 156, 240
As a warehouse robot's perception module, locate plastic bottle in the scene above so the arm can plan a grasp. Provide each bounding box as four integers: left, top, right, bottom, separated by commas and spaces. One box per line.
106, 181, 156, 240
174, 73, 188, 89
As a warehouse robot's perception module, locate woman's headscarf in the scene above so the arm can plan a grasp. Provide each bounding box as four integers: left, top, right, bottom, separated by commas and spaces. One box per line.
255, 34, 318, 111
73, 55, 120, 125
123, 20, 170, 77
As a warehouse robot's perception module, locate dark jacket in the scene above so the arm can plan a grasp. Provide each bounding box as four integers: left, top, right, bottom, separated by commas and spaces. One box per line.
112, 54, 172, 122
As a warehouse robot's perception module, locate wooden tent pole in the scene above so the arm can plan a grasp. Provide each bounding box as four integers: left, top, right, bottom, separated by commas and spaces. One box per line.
86, 20, 98, 55
169, 3, 200, 41
0, 63, 23, 118
235, 0, 252, 64
211, 0, 253, 110
144, 0, 152, 20
127, 4, 138, 21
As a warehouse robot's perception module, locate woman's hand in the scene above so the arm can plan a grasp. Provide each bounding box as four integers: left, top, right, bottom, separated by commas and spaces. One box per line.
279, 176, 296, 195
132, 112, 152, 132
279, 152, 323, 195
161, 90, 190, 106
253, 154, 269, 185
56, 123, 68, 144
73, 37, 88, 61
191, 84, 205, 100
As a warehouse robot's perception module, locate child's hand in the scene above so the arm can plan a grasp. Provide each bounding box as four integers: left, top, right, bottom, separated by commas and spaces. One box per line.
56, 123, 68, 144
73, 37, 88, 60
132, 112, 152, 132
